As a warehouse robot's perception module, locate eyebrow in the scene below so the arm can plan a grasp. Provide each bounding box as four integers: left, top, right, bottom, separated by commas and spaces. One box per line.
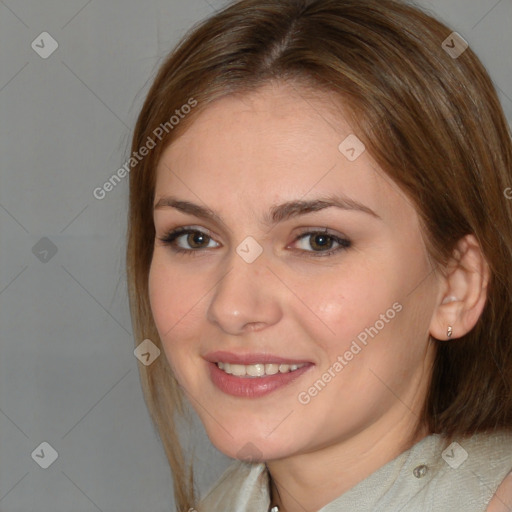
154, 194, 380, 228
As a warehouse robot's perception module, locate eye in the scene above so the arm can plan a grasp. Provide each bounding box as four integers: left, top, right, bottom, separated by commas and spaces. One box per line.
157, 227, 219, 255
291, 229, 351, 257
157, 226, 351, 258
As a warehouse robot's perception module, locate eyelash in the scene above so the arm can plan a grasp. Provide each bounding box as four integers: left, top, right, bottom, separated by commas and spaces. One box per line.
157, 227, 351, 258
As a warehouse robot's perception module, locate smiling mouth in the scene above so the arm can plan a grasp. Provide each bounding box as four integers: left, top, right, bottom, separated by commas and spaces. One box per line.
216, 361, 308, 378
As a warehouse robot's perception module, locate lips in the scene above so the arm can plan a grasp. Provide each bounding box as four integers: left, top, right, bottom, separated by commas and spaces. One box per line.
204, 351, 314, 398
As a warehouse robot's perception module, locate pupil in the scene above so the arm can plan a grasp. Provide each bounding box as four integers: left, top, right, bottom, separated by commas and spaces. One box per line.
312, 234, 331, 251
190, 233, 206, 248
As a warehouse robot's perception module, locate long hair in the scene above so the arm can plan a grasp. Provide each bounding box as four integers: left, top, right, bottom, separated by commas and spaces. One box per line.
126, 0, 512, 509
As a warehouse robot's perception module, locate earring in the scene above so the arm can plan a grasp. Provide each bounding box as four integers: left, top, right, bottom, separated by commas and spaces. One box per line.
447, 325, 453, 338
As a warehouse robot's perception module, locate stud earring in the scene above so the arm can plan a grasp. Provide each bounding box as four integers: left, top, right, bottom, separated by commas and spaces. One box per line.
447, 325, 453, 338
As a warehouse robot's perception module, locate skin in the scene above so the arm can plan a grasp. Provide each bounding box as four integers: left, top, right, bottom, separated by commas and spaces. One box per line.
487, 472, 512, 512
148, 81, 490, 512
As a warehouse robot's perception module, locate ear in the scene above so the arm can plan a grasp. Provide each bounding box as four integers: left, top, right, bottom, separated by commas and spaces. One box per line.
429, 234, 490, 341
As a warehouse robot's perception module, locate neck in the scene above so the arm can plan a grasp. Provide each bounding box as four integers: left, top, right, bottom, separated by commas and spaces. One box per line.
265, 419, 428, 512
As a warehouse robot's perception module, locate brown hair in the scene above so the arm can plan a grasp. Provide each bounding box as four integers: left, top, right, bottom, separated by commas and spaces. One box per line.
126, 0, 512, 509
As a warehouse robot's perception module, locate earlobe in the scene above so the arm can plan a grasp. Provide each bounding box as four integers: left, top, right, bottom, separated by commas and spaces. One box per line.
429, 234, 490, 341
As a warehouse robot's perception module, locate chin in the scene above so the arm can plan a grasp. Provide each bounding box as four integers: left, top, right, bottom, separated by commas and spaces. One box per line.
205, 423, 300, 462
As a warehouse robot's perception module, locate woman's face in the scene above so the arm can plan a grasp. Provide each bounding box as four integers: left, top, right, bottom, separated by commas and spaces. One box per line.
149, 82, 440, 461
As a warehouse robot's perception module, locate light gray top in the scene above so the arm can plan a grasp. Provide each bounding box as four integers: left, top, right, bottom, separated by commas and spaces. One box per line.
197, 430, 512, 512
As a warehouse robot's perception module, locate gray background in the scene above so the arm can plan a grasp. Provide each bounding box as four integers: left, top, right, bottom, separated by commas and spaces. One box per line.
0, 0, 510, 510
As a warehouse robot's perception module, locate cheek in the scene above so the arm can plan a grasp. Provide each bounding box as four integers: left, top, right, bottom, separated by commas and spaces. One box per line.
148, 255, 205, 370
317, 262, 435, 396
148, 257, 177, 335
310, 262, 399, 352
306, 252, 431, 390
148, 252, 207, 330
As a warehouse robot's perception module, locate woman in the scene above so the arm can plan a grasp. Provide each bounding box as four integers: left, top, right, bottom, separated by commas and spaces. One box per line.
126, 0, 512, 510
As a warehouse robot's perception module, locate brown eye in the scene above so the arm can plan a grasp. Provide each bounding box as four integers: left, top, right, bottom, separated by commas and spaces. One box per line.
292, 230, 351, 257
158, 227, 219, 254
309, 233, 335, 251
185, 231, 210, 249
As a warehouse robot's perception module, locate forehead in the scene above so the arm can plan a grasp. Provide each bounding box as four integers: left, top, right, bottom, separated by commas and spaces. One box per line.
154, 82, 414, 225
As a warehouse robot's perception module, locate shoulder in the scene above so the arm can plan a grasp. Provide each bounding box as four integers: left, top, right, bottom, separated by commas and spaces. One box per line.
403, 430, 512, 511
197, 460, 269, 512
485, 471, 512, 512
437, 430, 512, 511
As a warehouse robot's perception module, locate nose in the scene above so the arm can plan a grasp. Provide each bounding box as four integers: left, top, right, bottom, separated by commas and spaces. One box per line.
206, 246, 283, 335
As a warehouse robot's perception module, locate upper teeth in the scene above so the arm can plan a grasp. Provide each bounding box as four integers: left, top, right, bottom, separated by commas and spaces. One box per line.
217, 362, 306, 377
